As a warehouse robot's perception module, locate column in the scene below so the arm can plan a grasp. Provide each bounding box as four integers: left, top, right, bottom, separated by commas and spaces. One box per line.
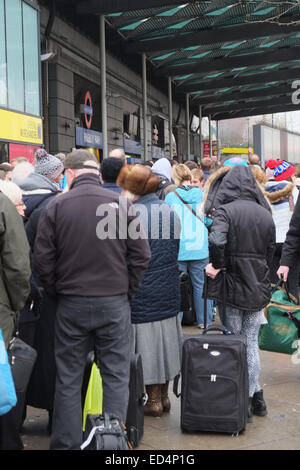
100, 15, 108, 159
186, 93, 190, 160
142, 53, 147, 162
168, 76, 173, 159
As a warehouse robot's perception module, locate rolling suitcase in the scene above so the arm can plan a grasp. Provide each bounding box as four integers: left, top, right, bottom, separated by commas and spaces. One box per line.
126, 353, 147, 448
173, 270, 249, 435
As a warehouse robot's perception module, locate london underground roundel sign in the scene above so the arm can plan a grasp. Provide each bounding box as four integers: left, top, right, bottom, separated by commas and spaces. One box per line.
84, 91, 93, 129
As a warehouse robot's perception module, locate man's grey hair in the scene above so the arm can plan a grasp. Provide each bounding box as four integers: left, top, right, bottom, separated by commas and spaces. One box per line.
109, 148, 126, 162
11, 162, 34, 187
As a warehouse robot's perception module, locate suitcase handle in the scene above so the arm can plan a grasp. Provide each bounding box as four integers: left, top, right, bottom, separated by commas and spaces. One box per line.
173, 374, 181, 398
202, 325, 233, 335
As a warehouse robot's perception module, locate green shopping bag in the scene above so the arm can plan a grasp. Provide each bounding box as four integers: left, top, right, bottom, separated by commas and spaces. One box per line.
82, 362, 103, 431
259, 280, 300, 355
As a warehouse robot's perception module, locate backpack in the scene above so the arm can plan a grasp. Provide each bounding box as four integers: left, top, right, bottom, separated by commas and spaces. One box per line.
156, 178, 172, 200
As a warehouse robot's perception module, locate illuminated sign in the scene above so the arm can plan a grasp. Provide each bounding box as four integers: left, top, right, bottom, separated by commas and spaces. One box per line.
0, 109, 43, 145
83, 91, 93, 129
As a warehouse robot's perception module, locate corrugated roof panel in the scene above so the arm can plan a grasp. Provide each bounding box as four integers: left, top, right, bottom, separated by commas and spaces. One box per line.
153, 52, 176, 60
120, 19, 150, 31
156, 5, 188, 16
205, 6, 231, 16
222, 40, 246, 49
190, 51, 211, 59
167, 19, 193, 29
252, 6, 276, 15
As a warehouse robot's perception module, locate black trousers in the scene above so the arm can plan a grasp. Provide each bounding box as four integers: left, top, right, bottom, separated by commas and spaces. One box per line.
0, 391, 25, 450
50, 294, 132, 450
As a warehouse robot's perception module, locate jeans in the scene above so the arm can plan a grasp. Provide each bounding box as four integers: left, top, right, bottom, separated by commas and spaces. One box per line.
178, 258, 214, 326
50, 294, 132, 450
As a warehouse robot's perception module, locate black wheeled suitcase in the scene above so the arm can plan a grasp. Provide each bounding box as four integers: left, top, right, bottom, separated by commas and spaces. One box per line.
173, 271, 249, 435
126, 353, 146, 448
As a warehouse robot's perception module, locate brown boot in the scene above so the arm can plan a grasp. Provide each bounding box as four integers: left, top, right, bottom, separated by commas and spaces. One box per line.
161, 382, 171, 413
144, 385, 163, 417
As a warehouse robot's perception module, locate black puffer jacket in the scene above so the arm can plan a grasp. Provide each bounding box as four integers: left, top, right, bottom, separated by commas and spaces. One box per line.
280, 192, 300, 267
204, 166, 276, 312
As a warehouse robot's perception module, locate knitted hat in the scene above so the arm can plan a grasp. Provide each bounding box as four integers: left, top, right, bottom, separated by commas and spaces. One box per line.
265, 159, 282, 169
35, 149, 64, 181
273, 161, 296, 181
223, 157, 248, 167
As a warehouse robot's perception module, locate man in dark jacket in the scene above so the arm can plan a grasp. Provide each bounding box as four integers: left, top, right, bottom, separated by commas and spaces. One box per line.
204, 165, 276, 422
34, 150, 151, 450
277, 194, 300, 282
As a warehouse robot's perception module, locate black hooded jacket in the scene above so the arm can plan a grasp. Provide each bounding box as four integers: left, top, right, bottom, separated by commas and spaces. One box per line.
204, 166, 276, 312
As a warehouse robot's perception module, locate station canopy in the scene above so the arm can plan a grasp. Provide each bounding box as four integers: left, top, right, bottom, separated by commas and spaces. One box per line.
76, 0, 300, 120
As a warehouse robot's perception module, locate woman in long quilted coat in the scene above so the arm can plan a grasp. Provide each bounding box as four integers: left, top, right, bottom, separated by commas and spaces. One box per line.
117, 164, 182, 417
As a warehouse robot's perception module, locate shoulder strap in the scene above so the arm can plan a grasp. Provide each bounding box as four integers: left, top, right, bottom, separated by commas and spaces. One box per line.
174, 190, 205, 225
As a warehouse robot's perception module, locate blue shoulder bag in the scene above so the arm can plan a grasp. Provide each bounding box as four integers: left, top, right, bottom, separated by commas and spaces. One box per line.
0, 329, 17, 415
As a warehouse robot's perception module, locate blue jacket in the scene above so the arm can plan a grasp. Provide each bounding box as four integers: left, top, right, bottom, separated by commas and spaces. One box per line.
102, 182, 122, 194
130, 193, 181, 324
165, 186, 209, 261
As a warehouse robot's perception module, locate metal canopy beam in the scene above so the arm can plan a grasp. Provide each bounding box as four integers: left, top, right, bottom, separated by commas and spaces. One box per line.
126, 23, 300, 54
193, 84, 293, 106
77, 0, 195, 15
161, 46, 300, 76
214, 103, 300, 120
202, 95, 294, 117
180, 67, 300, 93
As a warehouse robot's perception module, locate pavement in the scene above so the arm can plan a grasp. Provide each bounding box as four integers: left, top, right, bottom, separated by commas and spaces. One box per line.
21, 323, 300, 451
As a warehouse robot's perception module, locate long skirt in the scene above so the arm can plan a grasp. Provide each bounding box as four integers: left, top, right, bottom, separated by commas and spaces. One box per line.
131, 315, 183, 385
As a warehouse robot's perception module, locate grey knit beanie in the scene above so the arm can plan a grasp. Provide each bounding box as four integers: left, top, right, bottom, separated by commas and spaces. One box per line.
35, 149, 64, 181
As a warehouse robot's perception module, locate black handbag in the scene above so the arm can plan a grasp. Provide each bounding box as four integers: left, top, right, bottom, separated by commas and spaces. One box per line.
180, 271, 196, 326
180, 271, 192, 312
7, 333, 37, 393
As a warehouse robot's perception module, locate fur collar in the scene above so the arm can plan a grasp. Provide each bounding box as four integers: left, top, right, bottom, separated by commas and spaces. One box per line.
264, 181, 295, 204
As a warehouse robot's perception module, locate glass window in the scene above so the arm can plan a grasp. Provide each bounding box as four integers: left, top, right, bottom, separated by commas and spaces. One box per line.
0, 0, 7, 107
6, 0, 24, 112
23, 3, 39, 116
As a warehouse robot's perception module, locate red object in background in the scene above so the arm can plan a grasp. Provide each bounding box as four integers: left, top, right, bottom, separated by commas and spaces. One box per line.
203, 141, 210, 158
9, 143, 41, 165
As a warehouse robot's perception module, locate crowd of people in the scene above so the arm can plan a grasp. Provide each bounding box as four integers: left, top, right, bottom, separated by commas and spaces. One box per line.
0, 147, 300, 450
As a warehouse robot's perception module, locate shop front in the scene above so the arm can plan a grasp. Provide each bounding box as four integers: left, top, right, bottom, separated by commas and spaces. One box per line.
0, 109, 43, 164
0, 0, 42, 163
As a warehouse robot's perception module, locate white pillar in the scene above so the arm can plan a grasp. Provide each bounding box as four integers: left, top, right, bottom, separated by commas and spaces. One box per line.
168, 77, 173, 159
186, 93, 190, 160
199, 104, 203, 161
209, 114, 212, 159
100, 15, 108, 159
142, 53, 148, 162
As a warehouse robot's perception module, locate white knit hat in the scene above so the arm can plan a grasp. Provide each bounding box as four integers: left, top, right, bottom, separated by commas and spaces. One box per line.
0, 180, 23, 205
